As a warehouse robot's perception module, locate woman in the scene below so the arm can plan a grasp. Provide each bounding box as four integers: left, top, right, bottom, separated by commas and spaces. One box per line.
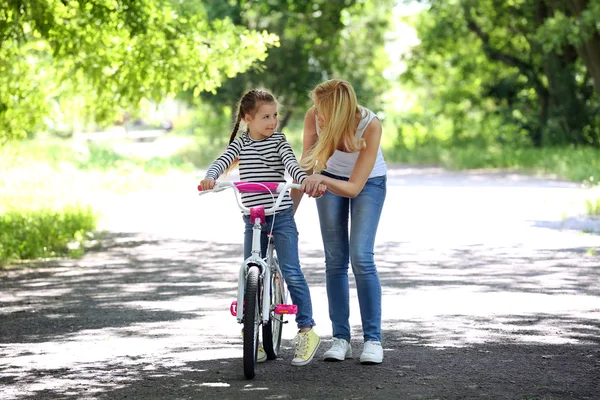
300, 79, 387, 364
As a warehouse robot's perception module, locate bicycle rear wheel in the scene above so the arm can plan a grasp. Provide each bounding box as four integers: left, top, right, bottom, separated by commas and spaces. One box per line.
243, 266, 260, 379
262, 260, 284, 360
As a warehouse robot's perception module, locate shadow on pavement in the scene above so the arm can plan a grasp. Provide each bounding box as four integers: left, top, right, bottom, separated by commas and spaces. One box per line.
1, 232, 599, 399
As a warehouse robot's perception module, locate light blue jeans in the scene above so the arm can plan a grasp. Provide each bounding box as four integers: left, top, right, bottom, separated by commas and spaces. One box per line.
243, 206, 315, 329
316, 172, 386, 342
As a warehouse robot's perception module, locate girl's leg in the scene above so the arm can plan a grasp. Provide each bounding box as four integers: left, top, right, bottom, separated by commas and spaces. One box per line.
271, 207, 315, 329
316, 190, 351, 341
349, 175, 386, 342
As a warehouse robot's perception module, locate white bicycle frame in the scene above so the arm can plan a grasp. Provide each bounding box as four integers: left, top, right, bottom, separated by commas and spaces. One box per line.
199, 181, 301, 324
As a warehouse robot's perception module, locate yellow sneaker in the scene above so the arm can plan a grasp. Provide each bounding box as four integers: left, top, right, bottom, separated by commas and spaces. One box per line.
257, 343, 267, 363
242, 329, 267, 363
291, 329, 321, 366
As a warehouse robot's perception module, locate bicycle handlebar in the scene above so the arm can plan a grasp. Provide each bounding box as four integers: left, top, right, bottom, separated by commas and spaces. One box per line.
198, 181, 302, 215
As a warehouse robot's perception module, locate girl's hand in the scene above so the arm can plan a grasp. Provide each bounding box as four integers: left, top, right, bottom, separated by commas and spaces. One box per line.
302, 174, 325, 197
199, 178, 216, 191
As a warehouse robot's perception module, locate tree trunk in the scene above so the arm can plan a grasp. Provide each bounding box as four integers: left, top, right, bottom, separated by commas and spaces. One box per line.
566, 0, 600, 94
464, 2, 549, 146
538, 0, 590, 145
278, 107, 294, 133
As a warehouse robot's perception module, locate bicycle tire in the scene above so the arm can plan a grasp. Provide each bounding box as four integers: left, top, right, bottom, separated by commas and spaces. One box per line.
243, 266, 260, 379
262, 259, 284, 360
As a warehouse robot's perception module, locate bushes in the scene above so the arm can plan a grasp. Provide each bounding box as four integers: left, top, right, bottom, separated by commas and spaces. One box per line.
0, 205, 97, 264
383, 144, 600, 185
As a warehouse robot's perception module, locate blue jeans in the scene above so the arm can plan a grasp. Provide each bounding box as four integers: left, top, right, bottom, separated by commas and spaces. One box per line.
316, 172, 386, 342
243, 206, 315, 329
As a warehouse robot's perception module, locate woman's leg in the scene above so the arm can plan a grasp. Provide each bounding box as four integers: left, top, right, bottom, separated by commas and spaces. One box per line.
349, 176, 386, 342
271, 207, 315, 329
317, 190, 351, 341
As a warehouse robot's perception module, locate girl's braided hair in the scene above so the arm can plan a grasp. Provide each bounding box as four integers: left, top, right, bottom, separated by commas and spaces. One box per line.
228, 89, 277, 144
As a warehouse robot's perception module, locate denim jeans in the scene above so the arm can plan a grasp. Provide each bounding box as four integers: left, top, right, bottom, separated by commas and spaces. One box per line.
243, 206, 315, 329
316, 172, 386, 342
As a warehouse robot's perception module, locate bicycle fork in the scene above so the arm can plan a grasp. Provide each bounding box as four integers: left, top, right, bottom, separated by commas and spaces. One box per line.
231, 217, 297, 323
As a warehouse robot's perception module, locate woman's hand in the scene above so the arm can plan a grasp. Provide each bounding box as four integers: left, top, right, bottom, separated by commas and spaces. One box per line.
302, 174, 326, 197
199, 178, 216, 191
314, 183, 327, 198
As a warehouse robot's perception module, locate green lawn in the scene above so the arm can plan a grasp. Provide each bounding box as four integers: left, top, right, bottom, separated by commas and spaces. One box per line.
1, 134, 598, 264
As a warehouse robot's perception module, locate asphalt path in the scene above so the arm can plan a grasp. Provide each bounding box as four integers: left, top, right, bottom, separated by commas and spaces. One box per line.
1, 166, 599, 399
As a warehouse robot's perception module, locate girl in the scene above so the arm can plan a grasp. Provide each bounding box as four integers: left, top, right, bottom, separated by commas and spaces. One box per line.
300, 79, 387, 364
199, 88, 323, 366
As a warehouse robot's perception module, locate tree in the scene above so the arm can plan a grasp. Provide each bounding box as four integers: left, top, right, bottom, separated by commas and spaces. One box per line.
0, 0, 279, 142
537, 0, 600, 94
401, 0, 599, 147
198, 0, 395, 132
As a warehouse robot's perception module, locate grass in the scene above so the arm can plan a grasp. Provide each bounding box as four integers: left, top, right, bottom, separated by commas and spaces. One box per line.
0, 206, 97, 264
0, 136, 197, 264
585, 199, 600, 216
383, 144, 600, 185
2, 132, 599, 264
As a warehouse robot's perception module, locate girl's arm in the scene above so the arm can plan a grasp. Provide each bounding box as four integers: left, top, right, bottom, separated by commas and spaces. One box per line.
204, 137, 243, 180
290, 108, 322, 211
277, 136, 308, 213
303, 118, 382, 198
277, 136, 307, 184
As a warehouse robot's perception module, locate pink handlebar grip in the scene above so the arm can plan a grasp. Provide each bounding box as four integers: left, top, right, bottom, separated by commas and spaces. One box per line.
234, 182, 281, 193
274, 304, 298, 315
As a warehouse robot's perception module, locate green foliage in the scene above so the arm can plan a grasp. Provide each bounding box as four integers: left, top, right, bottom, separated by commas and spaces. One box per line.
0, 136, 197, 264
0, 0, 279, 141
536, 2, 600, 53
585, 199, 600, 216
402, 0, 600, 148
0, 205, 97, 263
175, 137, 229, 169
384, 143, 600, 184
197, 0, 395, 129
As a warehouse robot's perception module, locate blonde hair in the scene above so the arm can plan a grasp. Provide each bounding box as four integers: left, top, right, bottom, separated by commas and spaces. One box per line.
301, 79, 365, 172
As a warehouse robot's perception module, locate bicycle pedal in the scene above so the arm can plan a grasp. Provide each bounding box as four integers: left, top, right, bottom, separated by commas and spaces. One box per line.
274, 304, 298, 314
230, 301, 240, 316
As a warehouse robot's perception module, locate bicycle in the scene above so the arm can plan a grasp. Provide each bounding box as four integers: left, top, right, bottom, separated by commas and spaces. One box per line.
198, 181, 300, 379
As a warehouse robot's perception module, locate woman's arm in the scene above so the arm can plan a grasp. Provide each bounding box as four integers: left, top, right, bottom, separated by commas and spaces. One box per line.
304, 118, 382, 198
302, 107, 319, 176
291, 108, 320, 210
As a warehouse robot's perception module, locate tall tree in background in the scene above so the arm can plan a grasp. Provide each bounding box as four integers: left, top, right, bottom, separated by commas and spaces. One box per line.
0, 0, 278, 142
401, 0, 599, 147
200, 0, 395, 131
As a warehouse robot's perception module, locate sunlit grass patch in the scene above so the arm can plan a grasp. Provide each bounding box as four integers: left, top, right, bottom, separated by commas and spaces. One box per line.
0, 136, 197, 264
584, 199, 600, 217
0, 205, 97, 264
383, 144, 600, 185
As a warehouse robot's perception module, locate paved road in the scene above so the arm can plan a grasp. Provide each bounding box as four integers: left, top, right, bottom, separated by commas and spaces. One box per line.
1, 167, 599, 399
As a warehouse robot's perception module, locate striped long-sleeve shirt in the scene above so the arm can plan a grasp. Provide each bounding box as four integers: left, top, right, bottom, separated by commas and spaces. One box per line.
205, 132, 307, 211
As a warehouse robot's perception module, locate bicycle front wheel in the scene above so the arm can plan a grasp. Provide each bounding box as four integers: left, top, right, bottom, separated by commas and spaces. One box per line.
262, 266, 284, 360
243, 266, 260, 379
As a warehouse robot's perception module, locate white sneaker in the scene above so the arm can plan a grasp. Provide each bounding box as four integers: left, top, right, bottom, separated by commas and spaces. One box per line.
360, 341, 383, 364
323, 338, 352, 361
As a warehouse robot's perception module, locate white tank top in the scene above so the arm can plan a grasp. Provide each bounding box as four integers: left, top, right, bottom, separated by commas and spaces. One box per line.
316, 107, 387, 178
